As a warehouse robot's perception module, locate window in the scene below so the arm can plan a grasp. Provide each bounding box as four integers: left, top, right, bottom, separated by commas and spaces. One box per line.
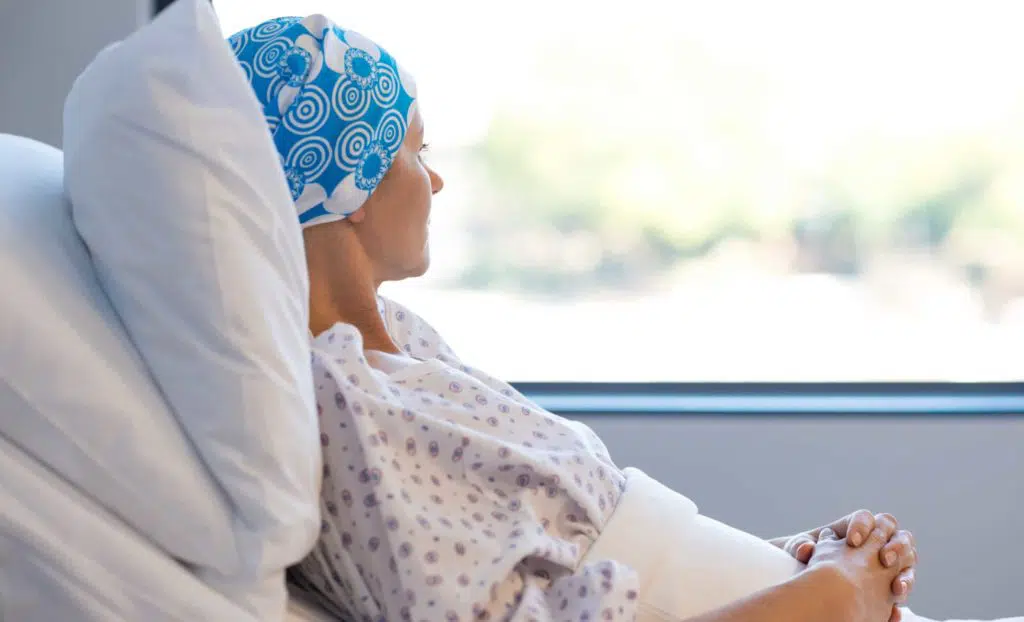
216, 1, 1024, 383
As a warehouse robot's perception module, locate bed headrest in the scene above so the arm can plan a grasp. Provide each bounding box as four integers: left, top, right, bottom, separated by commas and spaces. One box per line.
0, 132, 238, 571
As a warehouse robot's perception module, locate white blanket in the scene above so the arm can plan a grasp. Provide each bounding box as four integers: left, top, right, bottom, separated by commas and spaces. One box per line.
0, 432, 338, 621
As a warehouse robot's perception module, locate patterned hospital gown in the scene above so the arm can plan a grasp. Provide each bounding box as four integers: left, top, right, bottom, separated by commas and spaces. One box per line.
290, 297, 640, 622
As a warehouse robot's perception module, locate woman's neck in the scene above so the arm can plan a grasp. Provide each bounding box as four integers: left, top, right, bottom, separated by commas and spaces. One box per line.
304, 224, 401, 354
308, 292, 399, 354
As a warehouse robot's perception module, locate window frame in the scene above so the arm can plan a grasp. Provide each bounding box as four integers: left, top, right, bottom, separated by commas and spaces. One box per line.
512, 382, 1024, 416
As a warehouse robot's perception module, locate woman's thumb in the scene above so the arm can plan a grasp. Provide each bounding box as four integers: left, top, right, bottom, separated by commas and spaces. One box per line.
795, 541, 815, 563
784, 533, 816, 561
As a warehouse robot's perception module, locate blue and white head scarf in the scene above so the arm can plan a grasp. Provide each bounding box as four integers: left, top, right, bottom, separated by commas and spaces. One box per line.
229, 15, 417, 228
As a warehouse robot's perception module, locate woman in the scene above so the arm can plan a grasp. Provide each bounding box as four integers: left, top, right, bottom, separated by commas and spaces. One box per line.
229, 16, 1010, 622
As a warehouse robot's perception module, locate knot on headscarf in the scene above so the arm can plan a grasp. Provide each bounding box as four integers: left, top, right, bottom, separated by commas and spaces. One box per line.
229, 16, 417, 227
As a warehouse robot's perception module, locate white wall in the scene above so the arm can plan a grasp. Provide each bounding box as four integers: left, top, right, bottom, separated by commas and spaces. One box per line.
0, 0, 148, 146
577, 414, 1024, 620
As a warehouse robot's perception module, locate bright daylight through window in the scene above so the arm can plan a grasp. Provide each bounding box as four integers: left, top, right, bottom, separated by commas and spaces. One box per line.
216, 0, 1024, 382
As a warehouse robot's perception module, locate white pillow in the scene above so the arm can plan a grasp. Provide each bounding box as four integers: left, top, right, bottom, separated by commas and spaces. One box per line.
0, 134, 236, 573
62, 0, 321, 618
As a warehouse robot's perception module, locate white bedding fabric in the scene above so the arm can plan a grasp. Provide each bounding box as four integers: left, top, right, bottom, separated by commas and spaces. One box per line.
0, 133, 237, 569
0, 430, 337, 621
0, 432, 253, 621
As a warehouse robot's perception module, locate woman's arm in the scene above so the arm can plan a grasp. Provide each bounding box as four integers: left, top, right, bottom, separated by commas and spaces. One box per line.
686, 564, 852, 622
700, 525, 901, 622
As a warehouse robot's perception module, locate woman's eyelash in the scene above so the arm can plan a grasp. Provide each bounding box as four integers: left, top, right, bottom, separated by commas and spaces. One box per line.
419, 143, 431, 152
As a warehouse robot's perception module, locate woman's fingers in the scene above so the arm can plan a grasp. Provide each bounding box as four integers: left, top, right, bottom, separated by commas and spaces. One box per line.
871, 513, 899, 546
881, 529, 917, 569
783, 533, 816, 562
892, 567, 916, 602
865, 524, 895, 552
889, 605, 904, 622
838, 509, 876, 547
795, 540, 815, 563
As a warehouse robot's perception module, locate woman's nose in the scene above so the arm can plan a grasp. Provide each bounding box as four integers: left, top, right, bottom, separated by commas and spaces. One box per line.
429, 167, 444, 195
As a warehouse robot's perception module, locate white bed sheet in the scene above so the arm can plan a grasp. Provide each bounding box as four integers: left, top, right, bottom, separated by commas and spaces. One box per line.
0, 430, 342, 621
0, 432, 253, 622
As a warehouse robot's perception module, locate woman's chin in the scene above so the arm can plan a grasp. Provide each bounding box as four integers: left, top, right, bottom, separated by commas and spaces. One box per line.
395, 253, 430, 281
410, 254, 430, 278
415, 243, 431, 275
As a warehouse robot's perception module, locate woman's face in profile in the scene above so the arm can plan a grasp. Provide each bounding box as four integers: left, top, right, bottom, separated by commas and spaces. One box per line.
348, 106, 444, 282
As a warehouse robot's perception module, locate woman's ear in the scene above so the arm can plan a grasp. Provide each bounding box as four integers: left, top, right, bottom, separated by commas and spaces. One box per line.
348, 207, 367, 223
